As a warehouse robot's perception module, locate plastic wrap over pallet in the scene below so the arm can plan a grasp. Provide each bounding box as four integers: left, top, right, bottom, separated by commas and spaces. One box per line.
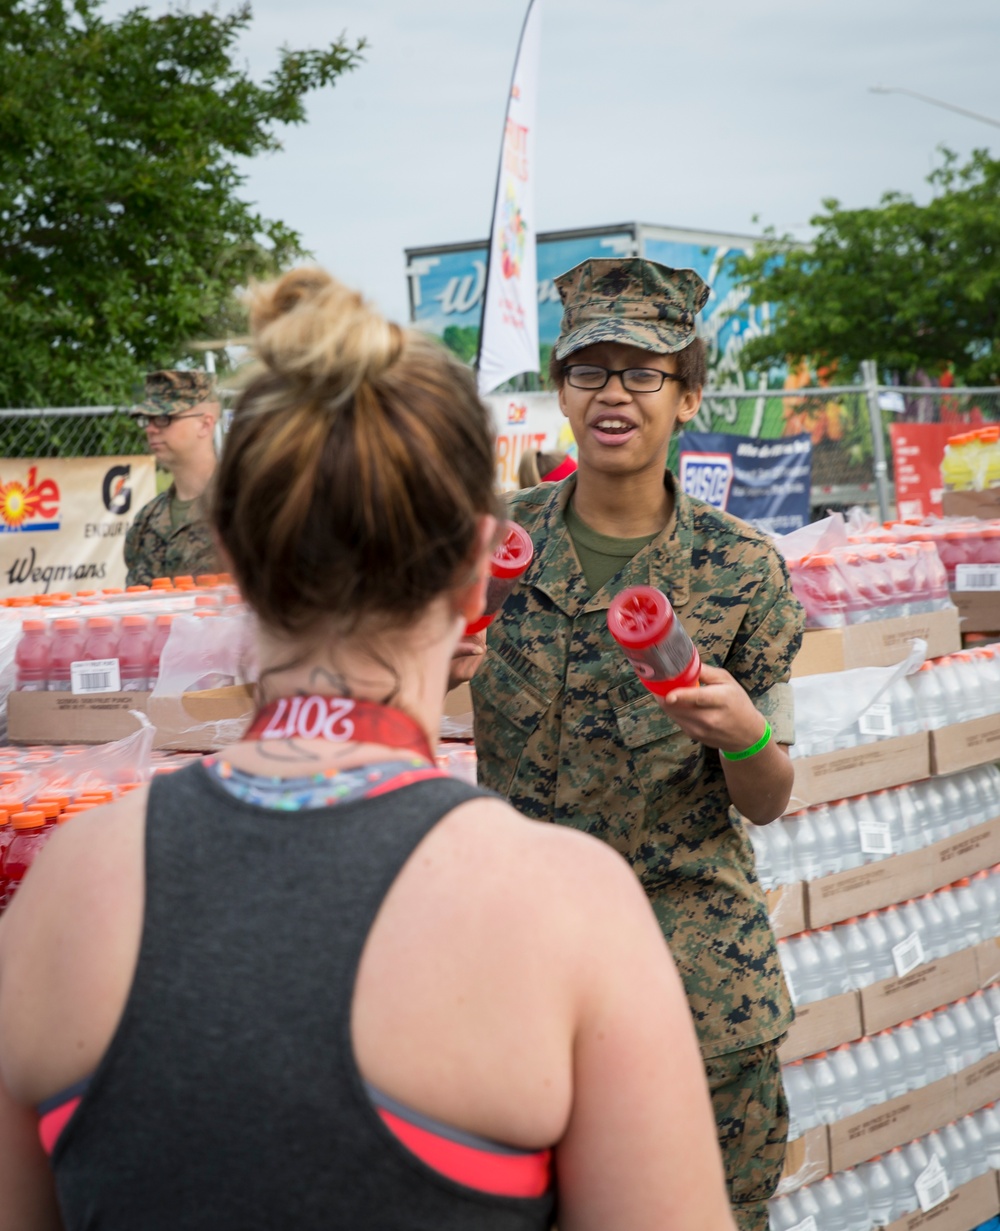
148, 612, 256, 751
0, 714, 155, 804
790, 639, 928, 760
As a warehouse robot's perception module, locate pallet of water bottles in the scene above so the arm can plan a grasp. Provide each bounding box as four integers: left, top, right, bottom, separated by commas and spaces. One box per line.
2, 574, 257, 750
783, 641, 1000, 811
771, 1127, 1000, 1231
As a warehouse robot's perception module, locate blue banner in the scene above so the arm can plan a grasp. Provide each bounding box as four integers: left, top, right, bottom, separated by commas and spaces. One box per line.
676, 432, 812, 534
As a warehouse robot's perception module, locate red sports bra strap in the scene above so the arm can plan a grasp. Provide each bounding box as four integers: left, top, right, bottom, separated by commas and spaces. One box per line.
245, 697, 436, 764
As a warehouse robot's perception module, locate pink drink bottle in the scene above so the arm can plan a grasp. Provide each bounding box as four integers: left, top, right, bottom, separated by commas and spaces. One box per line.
15, 619, 51, 691
465, 522, 534, 635
48, 618, 84, 691
118, 614, 153, 691
82, 615, 119, 661
3, 811, 54, 904
148, 614, 175, 689
607, 586, 700, 696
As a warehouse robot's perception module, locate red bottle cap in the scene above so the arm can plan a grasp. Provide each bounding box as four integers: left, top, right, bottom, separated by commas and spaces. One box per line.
607, 586, 675, 650
490, 524, 533, 580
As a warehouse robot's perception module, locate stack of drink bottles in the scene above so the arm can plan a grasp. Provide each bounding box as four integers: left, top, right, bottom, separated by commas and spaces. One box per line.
778, 871, 1000, 1005
8, 576, 252, 697
771, 1106, 1000, 1231
788, 542, 951, 630
846, 518, 1000, 591
748, 766, 1000, 886
783, 986, 1000, 1135
941, 428, 1000, 493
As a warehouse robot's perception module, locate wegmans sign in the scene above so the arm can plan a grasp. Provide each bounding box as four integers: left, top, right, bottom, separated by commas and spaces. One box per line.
0, 456, 156, 597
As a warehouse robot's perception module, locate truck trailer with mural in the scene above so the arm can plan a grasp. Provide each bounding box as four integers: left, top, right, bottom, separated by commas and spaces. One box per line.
404, 221, 770, 391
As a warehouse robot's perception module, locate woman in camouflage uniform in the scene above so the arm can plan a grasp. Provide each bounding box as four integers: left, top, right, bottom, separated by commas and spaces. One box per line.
456, 258, 804, 1231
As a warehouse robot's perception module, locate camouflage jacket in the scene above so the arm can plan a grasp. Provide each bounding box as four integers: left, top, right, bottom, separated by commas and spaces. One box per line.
471, 475, 804, 1059
123, 485, 219, 587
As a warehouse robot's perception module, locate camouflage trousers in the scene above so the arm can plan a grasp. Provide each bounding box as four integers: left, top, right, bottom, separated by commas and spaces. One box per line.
705, 1036, 788, 1231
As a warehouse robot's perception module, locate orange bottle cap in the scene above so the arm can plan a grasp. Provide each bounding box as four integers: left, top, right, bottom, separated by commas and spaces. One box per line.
121, 614, 150, 628
86, 616, 116, 630
11, 810, 45, 830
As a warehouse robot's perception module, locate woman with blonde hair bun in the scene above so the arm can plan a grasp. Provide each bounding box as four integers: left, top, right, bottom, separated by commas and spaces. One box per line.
0, 267, 735, 1231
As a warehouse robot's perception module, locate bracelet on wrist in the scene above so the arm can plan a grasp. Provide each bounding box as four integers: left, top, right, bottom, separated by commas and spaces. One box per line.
721, 719, 772, 762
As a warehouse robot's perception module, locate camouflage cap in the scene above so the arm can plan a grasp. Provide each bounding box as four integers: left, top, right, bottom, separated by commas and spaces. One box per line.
132, 370, 216, 416
553, 258, 711, 360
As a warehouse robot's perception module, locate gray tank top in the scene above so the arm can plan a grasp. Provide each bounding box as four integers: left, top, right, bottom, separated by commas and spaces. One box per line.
50, 762, 556, 1230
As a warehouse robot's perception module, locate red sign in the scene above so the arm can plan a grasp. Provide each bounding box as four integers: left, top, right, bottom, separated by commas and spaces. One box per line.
890, 423, 954, 520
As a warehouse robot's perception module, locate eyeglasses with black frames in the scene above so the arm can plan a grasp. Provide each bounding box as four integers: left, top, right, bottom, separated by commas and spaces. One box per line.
132, 411, 204, 430
564, 365, 684, 393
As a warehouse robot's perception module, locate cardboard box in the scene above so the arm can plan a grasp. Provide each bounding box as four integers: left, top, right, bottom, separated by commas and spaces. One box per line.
942, 490, 1000, 519
146, 686, 254, 752
766, 882, 808, 940
930, 714, 1000, 776
950, 590, 1000, 634
807, 846, 929, 931
975, 937, 1000, 989
441, 682, 474, 740
774, 1125, 829, 1197
860, 947, 980, 1036
791, 608, 962, 678
883, 1173, 1000, 1231
8, 685, 255, 752
778, 990, 863, 1064
8, 689, 151, 745
787, 734, 930, 812
828, 1073, 955, 1172
953, 1048, 1000, 1120
806, 814, 1000, 930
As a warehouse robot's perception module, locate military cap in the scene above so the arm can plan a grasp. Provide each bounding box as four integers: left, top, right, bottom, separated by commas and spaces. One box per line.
553, 258, 711, 360
132, 370, 215, 417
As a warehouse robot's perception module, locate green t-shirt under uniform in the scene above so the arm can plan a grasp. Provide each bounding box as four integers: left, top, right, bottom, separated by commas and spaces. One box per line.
563, 500, 658, 594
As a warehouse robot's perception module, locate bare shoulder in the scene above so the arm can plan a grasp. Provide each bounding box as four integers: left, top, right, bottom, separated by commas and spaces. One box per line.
433, 795, 656, 939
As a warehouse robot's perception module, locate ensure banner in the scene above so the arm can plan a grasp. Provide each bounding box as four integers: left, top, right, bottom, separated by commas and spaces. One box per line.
476, 0, 542, 395
677, 432, 812, 534
0, 456, 157, 597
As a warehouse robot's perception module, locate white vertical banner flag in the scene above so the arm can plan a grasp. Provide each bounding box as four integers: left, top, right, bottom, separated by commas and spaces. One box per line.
476, 0, 542, 395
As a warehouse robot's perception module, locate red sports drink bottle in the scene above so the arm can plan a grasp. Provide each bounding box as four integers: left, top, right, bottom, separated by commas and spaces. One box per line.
15, 619, 51, 691
465, 522, 534, 635
607, 585, 700, 696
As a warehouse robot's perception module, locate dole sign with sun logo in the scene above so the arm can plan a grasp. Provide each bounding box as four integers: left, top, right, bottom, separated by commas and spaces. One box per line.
0, 467, 60, 533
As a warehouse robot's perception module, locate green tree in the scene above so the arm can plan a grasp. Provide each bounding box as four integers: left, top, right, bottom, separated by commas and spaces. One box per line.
728, 148, 1000, 386
0, 0, 365, 408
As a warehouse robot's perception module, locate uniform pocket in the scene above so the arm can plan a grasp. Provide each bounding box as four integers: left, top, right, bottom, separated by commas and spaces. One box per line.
471, 642, 558, 799
608, 679, 705, 807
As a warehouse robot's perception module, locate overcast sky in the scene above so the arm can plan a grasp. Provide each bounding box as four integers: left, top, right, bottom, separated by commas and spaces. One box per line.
101, 0, 998, 322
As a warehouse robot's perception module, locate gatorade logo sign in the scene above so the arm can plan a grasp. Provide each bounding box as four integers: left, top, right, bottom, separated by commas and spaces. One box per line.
102, 464, 133, 515
678, 452, 733, 510
0, 466, 61, 533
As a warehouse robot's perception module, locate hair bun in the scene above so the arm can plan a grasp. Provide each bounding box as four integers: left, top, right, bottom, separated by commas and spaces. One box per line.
247, 266, 403, 397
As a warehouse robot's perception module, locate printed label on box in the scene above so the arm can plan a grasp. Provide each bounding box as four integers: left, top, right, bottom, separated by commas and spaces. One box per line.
858, 819, 894, 856
914, 1154, 950, 1212
956, 564, 1000, 592
859, 702, 894, 737
70, 658, 121, 695
892, 931, 926, 978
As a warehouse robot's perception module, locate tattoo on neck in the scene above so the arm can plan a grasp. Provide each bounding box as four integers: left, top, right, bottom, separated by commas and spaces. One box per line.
256, 739, 321, 764
307, 666, 353, 697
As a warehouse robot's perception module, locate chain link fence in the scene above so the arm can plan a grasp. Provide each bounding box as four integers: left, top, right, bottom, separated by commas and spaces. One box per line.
5, 384, 1000, 520
0, 407, 146, 459
696, 384, 1000, 517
